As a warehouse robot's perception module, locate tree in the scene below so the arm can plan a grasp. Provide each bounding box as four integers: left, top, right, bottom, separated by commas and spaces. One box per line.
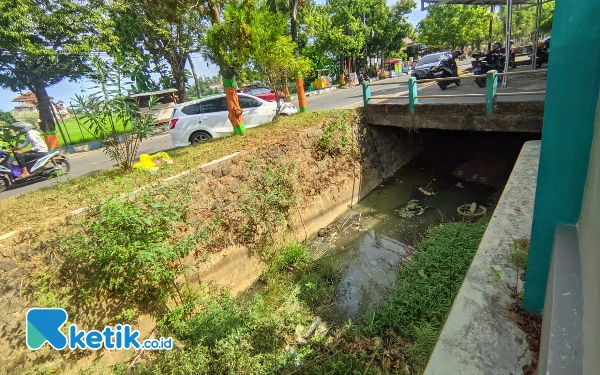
0, 0, 95, 133
364, 0, 415, 63
204, 0, 259, 135
107, 0, 207, 102
309, 0, 367, 73
252, 11, 311, 115
418, 5, 490, 50
71, 56, 158, 170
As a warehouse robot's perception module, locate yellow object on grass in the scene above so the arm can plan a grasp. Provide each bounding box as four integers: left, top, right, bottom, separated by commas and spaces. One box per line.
133, 152, 173, 172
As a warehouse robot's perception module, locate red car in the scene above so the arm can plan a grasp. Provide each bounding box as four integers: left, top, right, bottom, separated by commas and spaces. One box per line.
237, 85, 286, 105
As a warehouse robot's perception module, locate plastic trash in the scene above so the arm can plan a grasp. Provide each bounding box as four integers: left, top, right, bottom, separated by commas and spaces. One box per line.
133, 152, 173, 172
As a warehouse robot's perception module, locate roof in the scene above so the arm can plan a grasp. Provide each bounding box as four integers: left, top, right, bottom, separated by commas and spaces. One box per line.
130, 88, 178, 98
12, 92, 38, 102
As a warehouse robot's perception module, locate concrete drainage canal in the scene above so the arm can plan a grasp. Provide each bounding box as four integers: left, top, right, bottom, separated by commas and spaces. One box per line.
0, 113, 540, 374
305, 131, 536, 322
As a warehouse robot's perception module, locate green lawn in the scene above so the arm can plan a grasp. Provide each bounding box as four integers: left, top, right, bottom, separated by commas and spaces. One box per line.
56, 117, 129, 146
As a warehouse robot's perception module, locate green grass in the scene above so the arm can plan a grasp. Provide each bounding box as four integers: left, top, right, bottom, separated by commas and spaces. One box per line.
130, 242, 340, 375
0, 110, 355, 235
361, 220, 489, 373
55, 117, 128, 146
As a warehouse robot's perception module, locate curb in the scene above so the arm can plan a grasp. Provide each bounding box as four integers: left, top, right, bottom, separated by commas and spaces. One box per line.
289, 85, 340, 101
63, 128, 168, 155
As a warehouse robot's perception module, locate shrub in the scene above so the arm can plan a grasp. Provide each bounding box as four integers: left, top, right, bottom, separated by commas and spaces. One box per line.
63, 182, 203, 302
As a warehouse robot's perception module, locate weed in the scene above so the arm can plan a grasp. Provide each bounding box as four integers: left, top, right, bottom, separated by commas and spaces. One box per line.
236, 160, 298, 246
509, 239, 530, 270
62, 182, 204, 303
361, 220, 488, 373
314, 118, 352, 157
31, 272, 72, 309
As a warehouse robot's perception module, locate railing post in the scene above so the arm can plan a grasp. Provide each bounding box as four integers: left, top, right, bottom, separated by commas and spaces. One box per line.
362, 81, 371, 109
486, 70, 498, 115
408, 77, 418, 113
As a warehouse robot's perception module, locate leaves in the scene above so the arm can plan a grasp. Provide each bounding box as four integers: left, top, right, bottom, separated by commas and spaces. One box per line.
418, 4, 491, 49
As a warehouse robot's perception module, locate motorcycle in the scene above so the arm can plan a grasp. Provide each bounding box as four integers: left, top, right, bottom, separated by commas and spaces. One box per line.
534, 38, 550, 68
471, 52, 505, 88
358, 73, 370, 85
427, 58, 460, 90
0, 148, 71, 192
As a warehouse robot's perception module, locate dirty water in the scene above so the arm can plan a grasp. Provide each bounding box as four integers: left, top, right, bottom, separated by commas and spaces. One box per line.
309, 132, 538, 321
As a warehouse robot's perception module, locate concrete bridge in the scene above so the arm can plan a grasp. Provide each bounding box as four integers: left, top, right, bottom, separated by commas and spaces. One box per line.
363, 69, 546, 133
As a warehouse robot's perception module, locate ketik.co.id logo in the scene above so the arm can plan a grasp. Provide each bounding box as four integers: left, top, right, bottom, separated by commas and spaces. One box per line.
26, 308, 172, 350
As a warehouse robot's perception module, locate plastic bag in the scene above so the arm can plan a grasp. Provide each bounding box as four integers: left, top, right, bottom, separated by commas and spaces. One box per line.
133, 152, 173, 172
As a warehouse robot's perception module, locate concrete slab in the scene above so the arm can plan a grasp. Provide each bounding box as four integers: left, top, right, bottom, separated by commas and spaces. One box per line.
424, 140, 541, 375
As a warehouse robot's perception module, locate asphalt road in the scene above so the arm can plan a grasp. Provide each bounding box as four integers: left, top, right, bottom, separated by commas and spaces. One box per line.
0, 76, 413, 201
0, 61, 544, 200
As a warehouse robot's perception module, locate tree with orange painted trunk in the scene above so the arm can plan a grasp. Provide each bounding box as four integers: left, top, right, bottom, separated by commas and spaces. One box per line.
204, 0, 259, 135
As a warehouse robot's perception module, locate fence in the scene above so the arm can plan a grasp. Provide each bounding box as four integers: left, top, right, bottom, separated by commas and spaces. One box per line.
362, 69, 547, 114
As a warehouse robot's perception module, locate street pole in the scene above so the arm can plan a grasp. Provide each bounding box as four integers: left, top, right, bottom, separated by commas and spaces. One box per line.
502, 0, 512, 88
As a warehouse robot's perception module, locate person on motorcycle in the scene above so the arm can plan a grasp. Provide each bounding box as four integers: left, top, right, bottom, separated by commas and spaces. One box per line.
448, 50, 463, 77
11, 122, 48, 180
491, 42, 504, 55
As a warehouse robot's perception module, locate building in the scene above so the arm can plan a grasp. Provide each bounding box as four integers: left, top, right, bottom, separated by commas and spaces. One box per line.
11, 92, 38, 112
11, 92, 68, 116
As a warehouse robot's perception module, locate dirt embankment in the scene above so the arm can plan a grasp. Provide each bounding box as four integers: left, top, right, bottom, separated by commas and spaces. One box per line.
0, 110, 428, 375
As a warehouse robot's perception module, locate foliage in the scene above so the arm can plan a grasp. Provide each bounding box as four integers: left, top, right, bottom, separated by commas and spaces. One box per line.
307, 0, 415, 68
204, 0, 258, 79
362, 221, 488, 372
236, 160, 298, 245
252, 10, 312, 115
31, 272, 73, 309
106, 0, 207, 102
62, 182, 202, 303
313, 118, 351, 157
0, 122, 22, 148
71, 56, 158, 170
0, 0, 96, 132
136, 242, 338, 375
0, 111, 16, 126
418, 5, 491, 49
188, 76, 224, 99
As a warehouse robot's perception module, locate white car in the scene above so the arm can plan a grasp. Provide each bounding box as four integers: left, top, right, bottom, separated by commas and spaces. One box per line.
169, 94, 297, 147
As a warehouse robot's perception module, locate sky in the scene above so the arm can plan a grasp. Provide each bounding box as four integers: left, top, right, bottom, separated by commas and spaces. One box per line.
0, 4, 427, 112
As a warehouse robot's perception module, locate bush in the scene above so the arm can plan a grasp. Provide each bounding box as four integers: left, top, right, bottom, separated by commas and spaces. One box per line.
63, 182, 202, 302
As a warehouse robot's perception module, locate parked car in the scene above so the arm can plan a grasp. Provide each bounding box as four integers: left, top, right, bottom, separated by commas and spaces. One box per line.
237, 85, 286, 105
169, 94, 297, 147
411, 52, 453, 80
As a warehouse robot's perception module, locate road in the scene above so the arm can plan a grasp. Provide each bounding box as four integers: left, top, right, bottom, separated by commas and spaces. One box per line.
0, 61, 544, 200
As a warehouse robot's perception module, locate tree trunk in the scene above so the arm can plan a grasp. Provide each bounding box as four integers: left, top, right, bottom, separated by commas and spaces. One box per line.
167, 52, 188, 103
31, 82, 55, 133
291, 0, 299, 57
207, 0, 220, 24
221, 68, 244, 135
187, 55, 201, 99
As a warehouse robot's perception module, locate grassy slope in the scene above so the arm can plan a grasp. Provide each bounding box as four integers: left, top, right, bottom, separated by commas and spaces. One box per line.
117, 221, 488, 375
0, 110, 352, 234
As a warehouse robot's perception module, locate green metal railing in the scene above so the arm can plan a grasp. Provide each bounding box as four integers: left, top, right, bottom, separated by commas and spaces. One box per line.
363, 69, 547, 114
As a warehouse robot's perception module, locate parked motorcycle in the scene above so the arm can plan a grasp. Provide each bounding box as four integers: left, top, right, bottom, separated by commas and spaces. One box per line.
534, 38, 550, 68
471, 52, 505, 88
427, 58, 460, 90
0, 148, 70, 192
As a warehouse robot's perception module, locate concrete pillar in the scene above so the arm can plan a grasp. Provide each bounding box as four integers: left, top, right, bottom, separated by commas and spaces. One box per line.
524, 0, 600, 314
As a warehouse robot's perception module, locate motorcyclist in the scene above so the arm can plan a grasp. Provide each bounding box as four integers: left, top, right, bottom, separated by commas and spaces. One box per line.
447, 50, 463, 77
10, 122, 48, 180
